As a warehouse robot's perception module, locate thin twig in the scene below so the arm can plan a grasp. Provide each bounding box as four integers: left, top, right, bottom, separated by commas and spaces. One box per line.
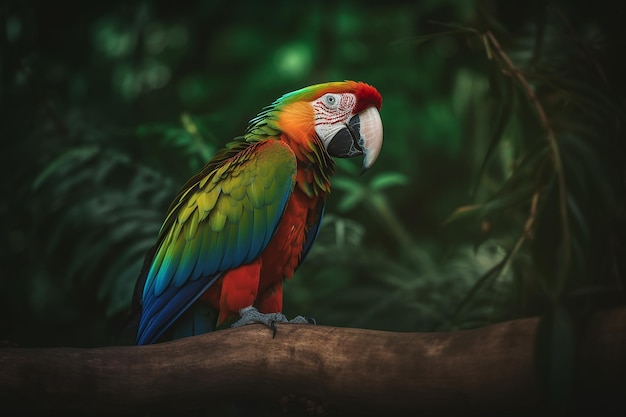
483, 30, 571, 293
524, 191, 540, 238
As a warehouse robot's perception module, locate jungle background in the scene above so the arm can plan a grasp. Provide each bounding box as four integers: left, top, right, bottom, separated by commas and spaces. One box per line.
1, 0, 625, 413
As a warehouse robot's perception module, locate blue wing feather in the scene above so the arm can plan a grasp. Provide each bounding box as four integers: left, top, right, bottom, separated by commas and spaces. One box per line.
176, 239, 201, 286
137, 272, 222, 345
172, 304, 215, 340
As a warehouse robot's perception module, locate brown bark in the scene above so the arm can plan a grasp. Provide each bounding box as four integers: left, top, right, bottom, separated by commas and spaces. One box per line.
1, 308, 625, 416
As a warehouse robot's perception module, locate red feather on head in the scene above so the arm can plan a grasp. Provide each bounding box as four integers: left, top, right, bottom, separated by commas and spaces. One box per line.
353, 82, 383, 114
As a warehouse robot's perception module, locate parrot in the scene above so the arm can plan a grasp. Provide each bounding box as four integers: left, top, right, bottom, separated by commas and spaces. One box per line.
132, 80, 383, 345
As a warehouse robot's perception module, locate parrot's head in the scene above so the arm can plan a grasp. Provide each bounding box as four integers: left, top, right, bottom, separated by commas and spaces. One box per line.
308, 81, 383, 174
248, 81, 383, 174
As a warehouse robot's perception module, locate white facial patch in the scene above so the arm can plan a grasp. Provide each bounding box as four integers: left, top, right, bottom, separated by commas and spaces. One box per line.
311, 93, 357, 147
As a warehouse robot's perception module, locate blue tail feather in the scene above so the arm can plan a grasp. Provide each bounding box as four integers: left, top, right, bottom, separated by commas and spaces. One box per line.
172, 303, 215, 339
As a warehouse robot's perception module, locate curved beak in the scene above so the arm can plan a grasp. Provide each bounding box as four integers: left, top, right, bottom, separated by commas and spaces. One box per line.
326, 107, 383, 175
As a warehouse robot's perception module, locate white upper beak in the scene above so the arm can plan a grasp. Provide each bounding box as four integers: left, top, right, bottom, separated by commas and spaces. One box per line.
359, 107, 383, 173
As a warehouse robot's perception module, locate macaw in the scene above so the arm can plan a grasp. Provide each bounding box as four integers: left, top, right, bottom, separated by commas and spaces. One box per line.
133, 81, 383, 345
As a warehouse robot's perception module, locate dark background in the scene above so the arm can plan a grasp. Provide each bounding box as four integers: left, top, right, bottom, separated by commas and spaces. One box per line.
1, 0, 625, 410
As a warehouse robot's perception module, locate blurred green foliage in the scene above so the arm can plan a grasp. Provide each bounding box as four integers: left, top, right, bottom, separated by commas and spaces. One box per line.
1, 0, 625, 412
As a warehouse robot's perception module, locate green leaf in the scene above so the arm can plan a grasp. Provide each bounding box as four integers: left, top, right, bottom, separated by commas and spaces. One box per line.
443, 204, 482, 225
451, 230, 526, 324
369, 172, 408, 191
391, 30, 470, 47
535, 303, 576, 414
334, 158, 360, 175
332, 176, 362, 192
487, 141, 549, 201
33, 146, 100, 189
472, 78, 514, 197
337, 189, 366, 212
480, 182, 536, 218
428, 20, 479, 34
532, 176, 567, 298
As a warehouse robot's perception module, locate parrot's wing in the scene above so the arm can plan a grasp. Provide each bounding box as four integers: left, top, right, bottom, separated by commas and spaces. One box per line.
299, 200, 325, 266
136, 140, 297, 344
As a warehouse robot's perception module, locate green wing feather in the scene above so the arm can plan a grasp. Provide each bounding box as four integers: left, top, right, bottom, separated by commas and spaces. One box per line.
136, 140, 296, 344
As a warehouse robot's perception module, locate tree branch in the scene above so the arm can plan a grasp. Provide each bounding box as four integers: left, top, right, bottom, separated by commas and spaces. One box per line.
1, 308, 625, 416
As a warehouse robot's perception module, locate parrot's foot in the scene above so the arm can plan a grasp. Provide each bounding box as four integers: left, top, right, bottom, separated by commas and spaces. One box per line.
232, 306, 288, 329
232, 306, 315, 338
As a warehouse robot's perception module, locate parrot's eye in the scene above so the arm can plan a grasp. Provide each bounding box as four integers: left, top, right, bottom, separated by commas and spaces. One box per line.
323, 94, 339, 109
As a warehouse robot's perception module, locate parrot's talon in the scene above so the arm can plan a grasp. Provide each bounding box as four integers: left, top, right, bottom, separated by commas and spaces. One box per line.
288, 315, 312, 324
271, 321, 278, 338
306, 316, 317, 325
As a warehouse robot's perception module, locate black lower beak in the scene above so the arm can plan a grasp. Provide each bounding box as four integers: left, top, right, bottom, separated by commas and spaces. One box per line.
327, 114, 363, 158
